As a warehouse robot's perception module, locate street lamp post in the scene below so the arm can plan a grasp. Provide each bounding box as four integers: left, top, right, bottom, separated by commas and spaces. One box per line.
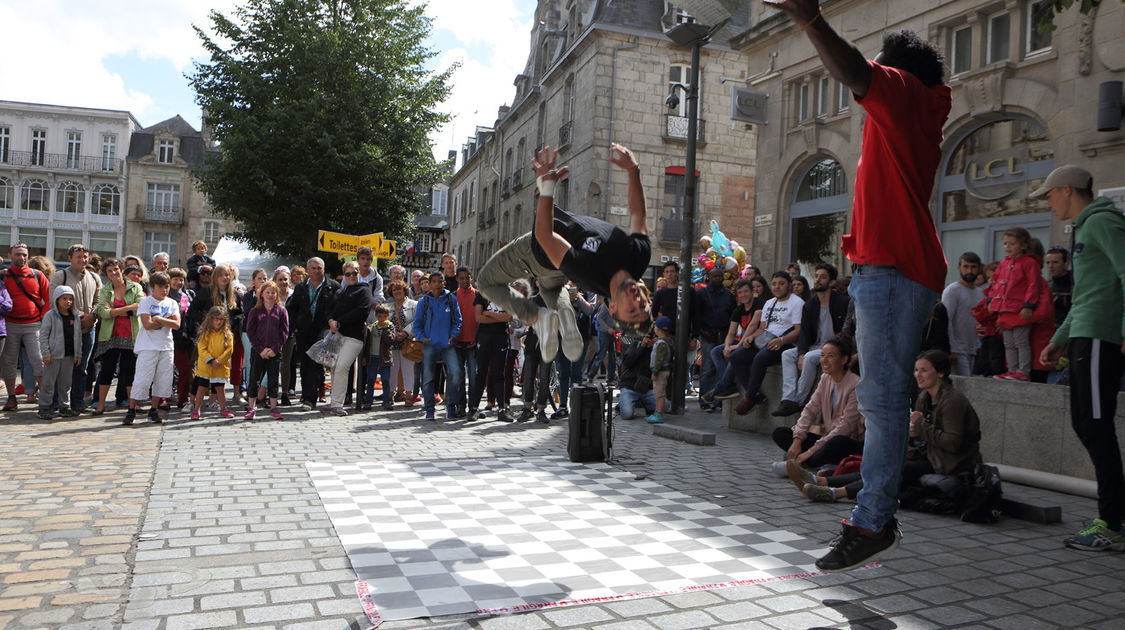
665, 21, 711, 415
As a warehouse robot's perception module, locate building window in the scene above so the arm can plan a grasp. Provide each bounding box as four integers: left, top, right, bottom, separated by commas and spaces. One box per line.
158, 139, 175, 164
796, 82, 810, 122
31, 130, 46, 166
790, 158, 850, 277
0, 177, 12, 209
469, 181, 476, 214
143, 231, 176, 262
66, 132, 82, 169
146, 183, 180, 211
796, 159, 847, 201
836, 81, 849, 113
432, 185, 448, 216
101, 134, 116, 171
56, 181, 84, 214
556, 178, 569, 211
0, 126, 9, 163
92, 184, 120, 215
988, 13, 1011, 63
203, 220, 222, 245
668, 63, 693, 118
18, 227, 48, 257
89, 234, 118, 260
1027, 1, 1053, 55
417, 232, 433, 253
816, 76, 830, 117
21, 179, 48, 212
951, 25, 972, 75
53, 229, 83, 261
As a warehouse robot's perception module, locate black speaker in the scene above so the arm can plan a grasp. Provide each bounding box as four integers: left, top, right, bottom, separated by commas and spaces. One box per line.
1098, 81, 1123, 132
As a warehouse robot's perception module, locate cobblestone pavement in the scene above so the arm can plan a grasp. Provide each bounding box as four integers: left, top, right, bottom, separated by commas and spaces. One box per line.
1, 395, 1123, 629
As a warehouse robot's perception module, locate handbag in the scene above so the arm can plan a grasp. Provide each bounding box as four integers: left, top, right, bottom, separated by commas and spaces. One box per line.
396, 306, 424, 362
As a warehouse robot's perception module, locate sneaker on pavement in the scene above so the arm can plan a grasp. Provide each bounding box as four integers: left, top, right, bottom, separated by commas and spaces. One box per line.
424, 409, 436, 421
220, 409, 234, 419
803, 483, 838, 502
37, 408, 55, 420
467, 408, 479, 422
300, 402, 314, 412
270, 408, 283, 419
190, 409, 200, 420
148, 409, 163, 424
550, 407, 569, 420
772, 400, 802, 417
645, 412, 664, 424
770, 461, 789, 477
700, 389, 716, 404
815, 518, 901, 573
786, 459, 817, 492
122, 409, 136, 426
532, 307, 559, 362
515, 408, 534, 423
244, 409, 256, 420
556, 299, 585, 362
1063, 518, 1125, 551
496, 409, 514, 423
332, 406, 349, 416
536, 410, 549, 424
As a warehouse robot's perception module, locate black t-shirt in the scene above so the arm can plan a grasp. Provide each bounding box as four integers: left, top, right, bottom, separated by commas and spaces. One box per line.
444, 275, 458, 293
62, 313, 76, 357
652, 287, 678, 323
729, 303, 756, 334
531, 207, 651, 297
473, 293, 508, 335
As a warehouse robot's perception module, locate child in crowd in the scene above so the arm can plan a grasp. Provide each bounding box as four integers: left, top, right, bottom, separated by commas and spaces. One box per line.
647, 316, 674, 424
37, 286, 83, 419
987, 227, 1039, 381
192, 306, 235, 420
245, 280, 289, 420
364, 304, 395, 410
185, 240, 216, 291
126, 272, 179, 425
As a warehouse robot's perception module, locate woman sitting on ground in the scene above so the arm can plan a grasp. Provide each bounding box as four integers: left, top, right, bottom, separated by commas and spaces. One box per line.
774, 335, 864, 472
790, 349, 982, 502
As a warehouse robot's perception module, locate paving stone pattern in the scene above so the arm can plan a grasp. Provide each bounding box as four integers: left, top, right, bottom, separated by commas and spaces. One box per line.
1, 398, 1123, 629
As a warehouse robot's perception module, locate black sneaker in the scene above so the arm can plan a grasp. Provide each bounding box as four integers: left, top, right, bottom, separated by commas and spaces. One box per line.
148, 409, 163, 424
467, 408, 479, 421
496, 409, 514, 423
715, 385, 741, 400
535, 410, 549, 424
515, 408, 534, 423
771, 400, 802, 417
815, 519, 901, 573
700, 389, 716, 403
122, 409, 136, 426
550, 407, 569, 420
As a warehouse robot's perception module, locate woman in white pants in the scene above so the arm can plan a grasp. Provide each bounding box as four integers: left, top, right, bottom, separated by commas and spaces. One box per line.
387, 280, 417, 406
326, 261, 372, 415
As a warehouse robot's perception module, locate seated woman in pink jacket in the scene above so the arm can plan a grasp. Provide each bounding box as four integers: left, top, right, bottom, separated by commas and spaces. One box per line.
772, 335, 865, 470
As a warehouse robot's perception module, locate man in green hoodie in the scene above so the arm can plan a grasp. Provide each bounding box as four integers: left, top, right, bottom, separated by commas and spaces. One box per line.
1038, 165, 1125, 551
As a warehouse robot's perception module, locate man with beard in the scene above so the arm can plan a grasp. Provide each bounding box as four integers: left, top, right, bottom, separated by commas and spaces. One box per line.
476, 143, 652, 363
1045, 246, 1073, 327
941, 252, 984, 377
773, 263, 849, 417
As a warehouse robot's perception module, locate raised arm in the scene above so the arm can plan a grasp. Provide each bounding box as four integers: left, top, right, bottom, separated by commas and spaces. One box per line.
766, 0, 872, 99
531, 147, 572, 269
609, 143, 647, 235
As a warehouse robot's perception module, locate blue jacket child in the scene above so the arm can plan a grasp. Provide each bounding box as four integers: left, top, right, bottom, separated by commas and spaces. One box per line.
413, 289, 462, 349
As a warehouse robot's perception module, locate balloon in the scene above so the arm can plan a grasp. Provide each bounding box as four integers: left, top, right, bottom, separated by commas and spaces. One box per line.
702, 258, 715, 271
699, 235, 712, 250
733, 246, 746, 264
723, 256, 738, 271
710, 220, 733, 257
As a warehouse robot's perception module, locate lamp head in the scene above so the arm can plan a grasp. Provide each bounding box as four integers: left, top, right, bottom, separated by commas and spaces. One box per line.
666, 91, 680, 110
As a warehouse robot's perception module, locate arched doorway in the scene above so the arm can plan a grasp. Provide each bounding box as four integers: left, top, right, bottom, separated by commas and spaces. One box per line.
938, 116, 1054, 283
788, 157, 849, 275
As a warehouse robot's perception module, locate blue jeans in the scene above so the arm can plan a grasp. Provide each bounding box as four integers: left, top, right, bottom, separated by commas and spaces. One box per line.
365, 361, 392, 407
422, 344, 462, 416
555, 341, 587, 406
709, 344, 739, 392
619, 388, 656, 419
586, 331, 617, 380
454, 344, 477, 412
698, 340, 718, 398
849, 265, 937, 532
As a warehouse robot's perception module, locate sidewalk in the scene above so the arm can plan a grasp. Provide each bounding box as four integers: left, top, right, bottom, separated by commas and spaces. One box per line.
0, 398, 1120, 629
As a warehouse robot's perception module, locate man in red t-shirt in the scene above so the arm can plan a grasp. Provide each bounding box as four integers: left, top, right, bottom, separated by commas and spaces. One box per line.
770, 0, 952, 572
452, 266, 479, 418
2, 243, 50, 410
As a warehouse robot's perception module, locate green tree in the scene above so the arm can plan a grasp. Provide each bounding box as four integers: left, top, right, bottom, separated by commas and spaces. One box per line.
1037, 0, 1124, 32
189, 0, 453, 259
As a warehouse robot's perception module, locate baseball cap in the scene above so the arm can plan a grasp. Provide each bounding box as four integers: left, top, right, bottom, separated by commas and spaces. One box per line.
1030, 165, 1093, 199
654, 316, 673, 331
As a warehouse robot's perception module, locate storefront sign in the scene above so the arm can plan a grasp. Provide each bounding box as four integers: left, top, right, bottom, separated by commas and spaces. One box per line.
964, 155, 1025, 201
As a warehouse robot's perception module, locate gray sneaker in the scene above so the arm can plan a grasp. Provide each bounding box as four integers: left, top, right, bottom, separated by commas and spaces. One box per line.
803, 483, 838, 502
556, 299, 584, 362
531, 307, 559, 362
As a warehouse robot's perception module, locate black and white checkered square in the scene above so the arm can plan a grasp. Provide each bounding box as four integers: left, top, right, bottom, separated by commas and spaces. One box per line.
307, 456, 830, 624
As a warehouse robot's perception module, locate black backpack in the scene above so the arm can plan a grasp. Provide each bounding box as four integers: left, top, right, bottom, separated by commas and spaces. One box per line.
959, 464, 1003, 524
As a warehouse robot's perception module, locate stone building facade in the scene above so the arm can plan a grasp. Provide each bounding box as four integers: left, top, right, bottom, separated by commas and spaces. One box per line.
730, 0, 1125, 282
448, 0, 760, 279
124, 115, 238, 269
0, 100, 137, 263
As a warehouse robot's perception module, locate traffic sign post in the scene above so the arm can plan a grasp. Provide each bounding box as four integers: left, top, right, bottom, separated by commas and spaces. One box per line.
318, 230, 397, 259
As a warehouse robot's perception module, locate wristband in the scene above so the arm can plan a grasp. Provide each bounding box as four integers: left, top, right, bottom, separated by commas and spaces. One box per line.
536, 176, 557, 198
798, 11, 823, 29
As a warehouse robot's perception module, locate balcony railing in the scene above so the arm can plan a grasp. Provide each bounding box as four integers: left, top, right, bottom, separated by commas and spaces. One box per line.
501, 176, 511, 198
511, 167, 524, 189
138, 204, 182, 223
664, 114, 706, 143
2, 150, 124, 174
558, 120, 573, 148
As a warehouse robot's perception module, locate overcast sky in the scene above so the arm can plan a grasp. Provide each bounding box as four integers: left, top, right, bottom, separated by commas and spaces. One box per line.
0, 0, 533, 162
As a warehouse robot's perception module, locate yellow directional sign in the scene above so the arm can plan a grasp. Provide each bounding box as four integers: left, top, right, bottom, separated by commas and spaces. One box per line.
318, 230, 360, 255
318, 230, 397, 259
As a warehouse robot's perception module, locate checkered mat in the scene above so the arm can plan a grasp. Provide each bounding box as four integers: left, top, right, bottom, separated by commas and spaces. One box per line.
306, 456, 835, 625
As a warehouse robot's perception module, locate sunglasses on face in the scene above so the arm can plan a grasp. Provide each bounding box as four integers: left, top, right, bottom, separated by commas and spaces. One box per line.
200, 270, 212, 275
344, 271, 358, 278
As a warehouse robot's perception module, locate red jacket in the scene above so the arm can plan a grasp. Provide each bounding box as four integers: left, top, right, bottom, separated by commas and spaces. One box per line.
3, 266, 49, 324
454, 287, 477, 344
987, 255, 1041, 314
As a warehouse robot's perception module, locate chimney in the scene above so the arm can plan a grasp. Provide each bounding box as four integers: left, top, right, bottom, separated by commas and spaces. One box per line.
497, 105, 511, 120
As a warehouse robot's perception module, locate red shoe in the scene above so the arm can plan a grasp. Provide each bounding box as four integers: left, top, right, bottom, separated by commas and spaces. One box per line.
1009, 372, 1029, 381
13, 384, 24, 395
992, 372, 1013, 381
735, 392, 766, 415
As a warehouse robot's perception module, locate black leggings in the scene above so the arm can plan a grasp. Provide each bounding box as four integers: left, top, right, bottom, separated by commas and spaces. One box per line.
471, 331, 508, 409
97, 347, 136, 387
248, 354, 281, 400
771, 428, 864, 470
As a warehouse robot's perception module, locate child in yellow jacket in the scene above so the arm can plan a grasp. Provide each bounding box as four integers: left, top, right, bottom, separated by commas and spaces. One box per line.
192, 305, 235, 419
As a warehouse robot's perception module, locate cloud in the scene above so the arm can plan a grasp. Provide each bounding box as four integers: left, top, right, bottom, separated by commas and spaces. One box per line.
414, 0, 534, 162
0, 0, 234, 121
